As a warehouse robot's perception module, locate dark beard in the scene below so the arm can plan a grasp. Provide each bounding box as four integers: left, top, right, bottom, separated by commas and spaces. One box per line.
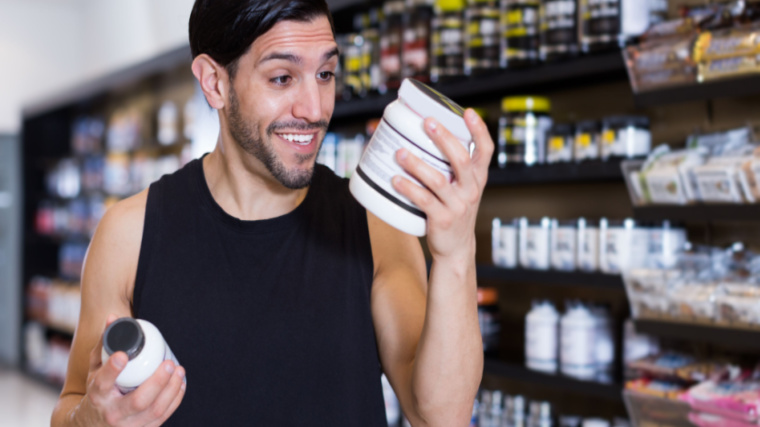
226, 87, 328, 189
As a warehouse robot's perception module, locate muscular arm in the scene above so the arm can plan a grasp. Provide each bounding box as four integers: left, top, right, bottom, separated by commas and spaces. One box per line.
51, 189, 183, 426
371, 109, 493, 426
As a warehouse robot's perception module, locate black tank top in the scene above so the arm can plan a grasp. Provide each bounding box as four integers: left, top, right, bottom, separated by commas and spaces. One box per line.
133, 157, 387, 426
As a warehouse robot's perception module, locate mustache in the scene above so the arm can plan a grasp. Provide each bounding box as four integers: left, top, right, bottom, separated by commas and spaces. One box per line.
267, 120, 329, 135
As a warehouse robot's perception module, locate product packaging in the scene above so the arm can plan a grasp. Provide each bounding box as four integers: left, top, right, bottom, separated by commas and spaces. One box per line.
525, 300, 559, 373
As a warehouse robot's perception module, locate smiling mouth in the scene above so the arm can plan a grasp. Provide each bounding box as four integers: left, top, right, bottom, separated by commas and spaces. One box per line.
277, 133, 315, 145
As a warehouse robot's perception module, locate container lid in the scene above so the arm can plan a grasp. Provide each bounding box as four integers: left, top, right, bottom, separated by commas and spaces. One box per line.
436, 0, 466, 11
399, 78, 472, 142
103, 317, 145, 360
550, 123, 575, 135
602, 115, 650, 129
384, 0, 406, 14
408, 0, 434, 6
477, 287, 498, 305
501, 96, 551, 114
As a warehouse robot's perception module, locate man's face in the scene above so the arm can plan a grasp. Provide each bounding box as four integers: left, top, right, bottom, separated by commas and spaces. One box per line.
225, 16, 338, 189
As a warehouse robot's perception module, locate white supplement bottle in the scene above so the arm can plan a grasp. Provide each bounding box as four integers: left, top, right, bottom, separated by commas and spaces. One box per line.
101, 317, 180, 393
349, 78, 472, 236
560, 303, 596, 380
525, 300, 559, 373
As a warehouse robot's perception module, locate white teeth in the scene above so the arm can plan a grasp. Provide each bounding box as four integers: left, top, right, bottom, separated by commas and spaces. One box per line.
279, 134, 314, 145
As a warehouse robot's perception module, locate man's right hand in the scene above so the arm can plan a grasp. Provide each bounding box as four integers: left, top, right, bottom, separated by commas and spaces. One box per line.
76, 315, 186, 427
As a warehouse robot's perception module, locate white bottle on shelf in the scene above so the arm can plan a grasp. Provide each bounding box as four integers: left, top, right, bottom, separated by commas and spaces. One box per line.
101, 317, 180, 393
560, 302, 596, 380
525, 300, 559, 373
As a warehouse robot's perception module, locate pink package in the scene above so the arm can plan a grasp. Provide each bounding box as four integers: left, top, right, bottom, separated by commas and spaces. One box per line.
682, 380, 760, 423
688, 411, 759, 427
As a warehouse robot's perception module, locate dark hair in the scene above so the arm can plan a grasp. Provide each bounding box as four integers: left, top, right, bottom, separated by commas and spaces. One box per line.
189, 0, 335, 79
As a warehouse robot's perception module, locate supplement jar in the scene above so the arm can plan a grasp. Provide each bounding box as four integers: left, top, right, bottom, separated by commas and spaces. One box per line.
551, 219, 577, 271
403, 0, 435, 83
492, 217, 519, 268
599, 218, 649, 274
560, 303, 596, 380
525, 300, 559, 373
521, 217, 551, 270
577, 217, 599, 272
349, 79, 472, 236
574, 120, 601, 162
380, 0, 405, 91
498, 96, 552, 167
600, 115, 651, 159
579, 0, 620, 53
540, 0, 579, 61
465, 0, 501, 75
500, 0, 540, 68
546, 122, 575, 163
431, 0, 467, 82
102, 317, 180, 393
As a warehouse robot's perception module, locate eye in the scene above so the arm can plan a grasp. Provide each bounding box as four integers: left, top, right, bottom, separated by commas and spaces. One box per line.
317, 71, 334, 82
270, 75, 292, 86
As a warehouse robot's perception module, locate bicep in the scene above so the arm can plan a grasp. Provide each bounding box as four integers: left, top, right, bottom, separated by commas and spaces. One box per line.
368, 212, 427, 408
59, 194, 145, 398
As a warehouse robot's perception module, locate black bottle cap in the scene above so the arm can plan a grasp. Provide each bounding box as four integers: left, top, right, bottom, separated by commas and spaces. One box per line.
103, 317, 145, 360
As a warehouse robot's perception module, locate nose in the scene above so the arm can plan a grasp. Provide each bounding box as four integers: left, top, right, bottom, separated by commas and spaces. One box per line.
292, 79, 323, 124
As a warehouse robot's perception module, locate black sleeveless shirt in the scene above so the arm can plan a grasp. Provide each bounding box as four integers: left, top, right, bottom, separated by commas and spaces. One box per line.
133, 158, 387, 426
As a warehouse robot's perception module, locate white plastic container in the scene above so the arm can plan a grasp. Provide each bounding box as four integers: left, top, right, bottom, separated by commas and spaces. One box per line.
599, 218, 649, 274
101, 317, 180, 393
492, 217, 518, 268
551, 219, 577, 271
591, 305, 615, 381
577, 218, 599, 272
524, 217, 552, 270
525, 301, 559, 373
560, 303, 596, 380
349, 78, 472, 236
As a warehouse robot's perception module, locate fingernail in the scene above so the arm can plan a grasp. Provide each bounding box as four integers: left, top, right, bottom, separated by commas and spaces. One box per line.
392, 176, 402, 186
164, 363, 175, 374
427, 119, 438, 132
466, 109, 478, 123
181, 382, 187, 391
397, 149, 408, 161
177, 368, 186, 379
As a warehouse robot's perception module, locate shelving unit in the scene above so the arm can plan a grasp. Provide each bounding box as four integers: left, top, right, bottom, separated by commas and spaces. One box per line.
483, 359, 623, 402
633, 204, 760, 222
486, 160, 624, 186
634, 74, 760, 108
634, 319, 760, 352
477, 265, 624, 289
333, 52, 626, 120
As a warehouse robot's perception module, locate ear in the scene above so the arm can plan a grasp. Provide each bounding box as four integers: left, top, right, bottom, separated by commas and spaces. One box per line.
191, 54, 228, 110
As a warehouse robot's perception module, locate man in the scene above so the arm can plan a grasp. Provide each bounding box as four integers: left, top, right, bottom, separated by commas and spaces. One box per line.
51, 1, 493, 425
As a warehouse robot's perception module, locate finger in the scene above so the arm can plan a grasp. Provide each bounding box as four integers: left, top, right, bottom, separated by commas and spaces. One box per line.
392, 175, 445, 219
125, 360, 177, 416
463, 109, 495, 188
153, 367, 187, 425
395, 148, 454, 205
423, 117, 474, 188
93, 351, 128, 396
145, 374, 187, 427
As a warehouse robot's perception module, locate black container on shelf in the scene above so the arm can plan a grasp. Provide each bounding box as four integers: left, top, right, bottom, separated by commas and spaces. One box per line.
465, 0, 502, 75
540, 0, 580, 61
431, 0, 467, 82
403, 0, 435, 83
381, 0, 405, 91
500, 0, 541, 68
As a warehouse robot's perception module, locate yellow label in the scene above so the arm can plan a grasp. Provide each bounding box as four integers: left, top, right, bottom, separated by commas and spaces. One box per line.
550, 137, 565, 151
468, 22, 479, 35
506, 28, 528, 37
347, 57, 361, 72
577, 133, 591, 148
507, 10, 523, 25
603, 130, 616, 145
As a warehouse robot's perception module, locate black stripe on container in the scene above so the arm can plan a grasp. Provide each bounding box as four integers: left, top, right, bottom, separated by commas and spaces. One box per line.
382, 119, 451, 167
356, 167, 427, 219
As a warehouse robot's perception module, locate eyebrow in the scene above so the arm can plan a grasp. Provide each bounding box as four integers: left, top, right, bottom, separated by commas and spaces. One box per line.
258, 46, 340, 66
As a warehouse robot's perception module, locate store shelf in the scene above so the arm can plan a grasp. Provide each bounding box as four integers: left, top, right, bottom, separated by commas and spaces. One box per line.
477, 265, 624, 289
632, 204, 760, 222
634, 74, 760, 107
486, 160, 624, 186
483, 359, 623, 402
634, 319, 760, 352
333, 52, 626, 120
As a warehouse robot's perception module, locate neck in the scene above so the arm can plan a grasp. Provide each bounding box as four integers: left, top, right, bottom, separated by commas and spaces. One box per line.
202, 134, 309, 221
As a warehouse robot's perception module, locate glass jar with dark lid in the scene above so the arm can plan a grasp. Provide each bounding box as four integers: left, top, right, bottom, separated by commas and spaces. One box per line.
574, 120, 601, 162
600, 115, 651, 160
546, 122, 575, 163
500, 0, 540, 68
497, 96, 552, 167
540, 0, 579, 61
465, 0, 501, 75
431, 0, 467, 82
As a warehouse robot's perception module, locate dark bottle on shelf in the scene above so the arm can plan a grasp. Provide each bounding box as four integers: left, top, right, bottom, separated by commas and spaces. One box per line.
465, 0, 502, 75
431, 0, 467, 83
380, 0, 405, 91
500, 0, 541, 68
540, 0, 580, 62
402, 0, 434, 83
